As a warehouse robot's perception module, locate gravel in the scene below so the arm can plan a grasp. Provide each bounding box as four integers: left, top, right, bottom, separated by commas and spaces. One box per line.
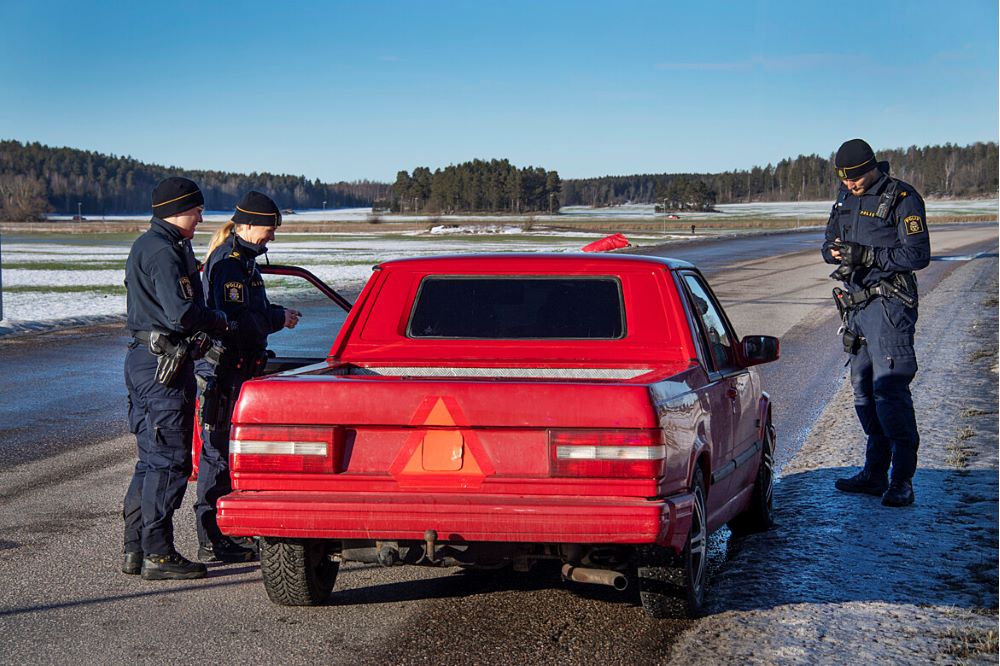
666, 255, 999, 664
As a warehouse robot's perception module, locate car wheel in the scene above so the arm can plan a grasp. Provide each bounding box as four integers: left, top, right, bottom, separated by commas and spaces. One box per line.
260, 537, 338, 606
729, 421, 775, 536
636, 466, 708, 618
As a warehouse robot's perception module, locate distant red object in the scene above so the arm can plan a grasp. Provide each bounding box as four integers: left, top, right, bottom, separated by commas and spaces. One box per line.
581, 233, 630, 252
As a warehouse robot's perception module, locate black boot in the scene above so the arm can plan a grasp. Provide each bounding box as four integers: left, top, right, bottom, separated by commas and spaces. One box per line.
141, 552, 208, 580
198, 538, 257, 563
881, 479, 915, 507
834, 469, 888, 496
122, 550, 143, 575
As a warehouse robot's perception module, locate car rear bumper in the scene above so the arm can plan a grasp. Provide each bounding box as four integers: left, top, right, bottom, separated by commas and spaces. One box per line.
218, 491, 694, 551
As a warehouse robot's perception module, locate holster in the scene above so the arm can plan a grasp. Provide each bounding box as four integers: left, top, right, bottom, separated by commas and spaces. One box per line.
841, 328, 865, 355
148, 332, 187, 385
882, 273, 917, 308
198, 376, 222, 431
148, 331, 219, 385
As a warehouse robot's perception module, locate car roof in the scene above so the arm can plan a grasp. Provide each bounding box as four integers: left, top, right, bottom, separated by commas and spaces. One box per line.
377, 252, 696, 272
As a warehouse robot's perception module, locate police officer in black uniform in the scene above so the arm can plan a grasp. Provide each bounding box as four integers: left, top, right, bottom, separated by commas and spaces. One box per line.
822, 139, 930, 507
194, 191, 300, 562
122, 177, 230, 579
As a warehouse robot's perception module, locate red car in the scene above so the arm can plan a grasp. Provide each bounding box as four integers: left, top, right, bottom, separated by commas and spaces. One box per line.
217, 254, 779, 617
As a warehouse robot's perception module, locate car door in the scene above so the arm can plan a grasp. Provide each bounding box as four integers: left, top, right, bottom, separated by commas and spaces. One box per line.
677, 271, 753, 512
191, 264, 353, 480
257, 264, 354, 373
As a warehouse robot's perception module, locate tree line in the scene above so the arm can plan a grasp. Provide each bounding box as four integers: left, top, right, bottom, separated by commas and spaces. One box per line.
562, 142, 999, 208
2, 139, 995, 221
389, 159, 562, 213
0, 140, 391, 221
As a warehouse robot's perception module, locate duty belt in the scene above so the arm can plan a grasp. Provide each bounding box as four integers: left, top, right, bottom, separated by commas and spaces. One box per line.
833, 277, 916, 311
133, 329, 222, 367
835, 285, 886, 309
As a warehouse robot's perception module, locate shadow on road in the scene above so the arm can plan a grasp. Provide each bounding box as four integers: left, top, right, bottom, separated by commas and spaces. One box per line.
331, 561, 638, 608
333, 466, 997, 615
704, 466, 998, 614
0, 576, 258, 619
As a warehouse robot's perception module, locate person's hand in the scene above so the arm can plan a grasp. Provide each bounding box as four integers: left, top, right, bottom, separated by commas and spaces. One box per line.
839, 241, 874, 268
830, 237, 843, 261
283, 308, 302, 329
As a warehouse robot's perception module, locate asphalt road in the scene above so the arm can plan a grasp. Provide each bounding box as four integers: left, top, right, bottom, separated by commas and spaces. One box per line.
0, 224, 995, 665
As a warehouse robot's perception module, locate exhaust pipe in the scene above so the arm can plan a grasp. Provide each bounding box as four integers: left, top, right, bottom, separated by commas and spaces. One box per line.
561, 564, 628, 591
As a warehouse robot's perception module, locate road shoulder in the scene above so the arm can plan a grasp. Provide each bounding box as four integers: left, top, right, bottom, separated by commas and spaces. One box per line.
667, 254, 999, 665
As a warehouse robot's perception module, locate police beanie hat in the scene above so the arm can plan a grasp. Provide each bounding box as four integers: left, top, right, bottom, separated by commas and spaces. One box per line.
233, 190, 282, 227
835, 139, 877, 180
151, 177, 204, 218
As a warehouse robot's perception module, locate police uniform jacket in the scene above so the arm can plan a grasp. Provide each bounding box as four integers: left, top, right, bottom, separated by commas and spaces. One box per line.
204, 233, 286, 354
821, 167, 931, 294
125, 217, 225, 336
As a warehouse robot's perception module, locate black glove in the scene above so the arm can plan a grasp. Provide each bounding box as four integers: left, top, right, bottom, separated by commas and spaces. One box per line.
208, 309, 231, 334
838, 241, 875, 269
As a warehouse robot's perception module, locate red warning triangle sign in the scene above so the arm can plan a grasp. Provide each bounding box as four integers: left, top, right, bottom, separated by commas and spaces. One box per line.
390, 396, 494, 488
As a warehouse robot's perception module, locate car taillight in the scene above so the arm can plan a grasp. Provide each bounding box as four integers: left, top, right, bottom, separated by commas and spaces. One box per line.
549, 429, 665, 478
230, 425, 340, 473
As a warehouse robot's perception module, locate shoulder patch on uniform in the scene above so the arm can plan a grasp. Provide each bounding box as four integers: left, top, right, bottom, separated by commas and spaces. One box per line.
178, 276, 194, 300
224, 281, 245, 303
904, 215, 924, 235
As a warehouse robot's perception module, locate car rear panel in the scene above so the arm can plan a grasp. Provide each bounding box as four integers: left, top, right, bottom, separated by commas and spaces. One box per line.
219, 372, 695, 547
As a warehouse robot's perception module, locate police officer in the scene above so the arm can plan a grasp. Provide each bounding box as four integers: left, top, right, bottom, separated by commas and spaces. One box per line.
123, 177, 230, 579
822, 139, 930, 507
194, 191, 300, 562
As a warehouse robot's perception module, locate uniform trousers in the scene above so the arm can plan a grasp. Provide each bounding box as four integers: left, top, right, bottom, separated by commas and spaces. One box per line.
194, 366, 247, 547
847, 296, 920, 481
123, 343, 196, 555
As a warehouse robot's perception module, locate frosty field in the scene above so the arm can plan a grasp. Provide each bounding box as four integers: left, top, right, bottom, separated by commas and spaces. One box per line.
0, 226, 677, 333
2, 199, 995, 335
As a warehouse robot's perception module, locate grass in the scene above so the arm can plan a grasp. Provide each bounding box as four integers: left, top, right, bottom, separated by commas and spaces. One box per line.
968, 347, 995, 362
265, 258, 380, 267
946, 427, 977, 468
3, 209, 995, 237
957, 426, 976, 440
960, 407, 990, 417
3, 284, 126, 295
940, 626, 998, 660
1, 231, 141, 243
1, 260, 126, 271
946, 443, 970, 468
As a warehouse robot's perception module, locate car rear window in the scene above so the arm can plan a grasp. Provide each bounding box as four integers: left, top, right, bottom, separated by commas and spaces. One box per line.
408, 277, 625, 339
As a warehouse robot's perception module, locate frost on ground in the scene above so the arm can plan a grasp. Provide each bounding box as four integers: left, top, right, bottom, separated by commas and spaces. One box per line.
0, 231, 632, 335
667, 255, 999, 666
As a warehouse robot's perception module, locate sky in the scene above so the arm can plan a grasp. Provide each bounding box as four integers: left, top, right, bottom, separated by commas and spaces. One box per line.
1, 0, 997, 182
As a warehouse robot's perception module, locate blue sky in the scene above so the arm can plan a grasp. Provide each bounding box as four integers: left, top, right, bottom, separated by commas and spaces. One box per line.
1, 1, 996, 182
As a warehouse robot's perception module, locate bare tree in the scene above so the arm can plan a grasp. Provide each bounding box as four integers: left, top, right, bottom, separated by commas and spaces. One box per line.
0, 174, 49, 221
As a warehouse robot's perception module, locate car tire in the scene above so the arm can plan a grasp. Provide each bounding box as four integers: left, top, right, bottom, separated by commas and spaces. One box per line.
260, 537, 338, 606
636, 466, 708, 618
728, 421, 775, 536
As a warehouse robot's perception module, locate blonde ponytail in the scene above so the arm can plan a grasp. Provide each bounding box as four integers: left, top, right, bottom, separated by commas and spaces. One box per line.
205, 220, 235, 261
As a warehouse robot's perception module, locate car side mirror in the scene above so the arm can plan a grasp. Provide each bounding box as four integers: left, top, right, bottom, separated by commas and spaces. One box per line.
739, 335, 780, 366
